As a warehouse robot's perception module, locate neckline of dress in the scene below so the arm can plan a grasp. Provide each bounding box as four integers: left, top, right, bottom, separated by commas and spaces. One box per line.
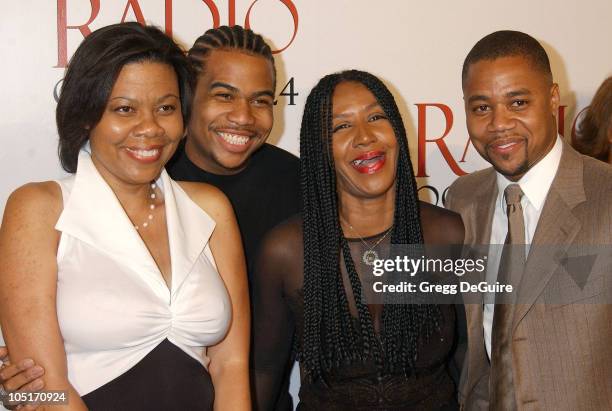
344, 227, 392, 242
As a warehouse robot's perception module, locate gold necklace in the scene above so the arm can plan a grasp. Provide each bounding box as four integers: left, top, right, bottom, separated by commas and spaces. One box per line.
342, 218, 393, 266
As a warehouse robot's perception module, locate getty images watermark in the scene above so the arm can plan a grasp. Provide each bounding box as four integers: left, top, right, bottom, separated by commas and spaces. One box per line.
356, 244, 612, 305
370, 253, 515, 295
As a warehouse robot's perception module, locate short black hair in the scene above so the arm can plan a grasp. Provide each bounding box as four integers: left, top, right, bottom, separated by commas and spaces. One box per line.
56, 22, 194, 173
187, 25, 276, 90
462, 30, 552, 86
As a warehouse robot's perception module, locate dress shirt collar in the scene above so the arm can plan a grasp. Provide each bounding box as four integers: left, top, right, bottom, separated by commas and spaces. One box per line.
495, 135, 563, 214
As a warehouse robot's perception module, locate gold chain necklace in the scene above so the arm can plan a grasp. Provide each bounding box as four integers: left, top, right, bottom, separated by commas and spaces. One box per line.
342, 218, 393, 266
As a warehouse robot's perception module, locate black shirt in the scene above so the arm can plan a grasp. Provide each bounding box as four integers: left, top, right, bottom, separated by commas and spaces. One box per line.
166, 141, 300, 282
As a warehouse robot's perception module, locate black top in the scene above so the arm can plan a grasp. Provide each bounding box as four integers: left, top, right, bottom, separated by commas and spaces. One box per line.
251, 204, 466, 410
166, 141, 299, 411
166, 141, 300, 281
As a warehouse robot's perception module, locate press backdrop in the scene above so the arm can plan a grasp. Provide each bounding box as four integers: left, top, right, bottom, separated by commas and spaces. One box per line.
1, 0, 611, 406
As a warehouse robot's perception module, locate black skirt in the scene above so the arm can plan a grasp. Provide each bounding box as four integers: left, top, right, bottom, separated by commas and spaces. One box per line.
82, 339, 214, 411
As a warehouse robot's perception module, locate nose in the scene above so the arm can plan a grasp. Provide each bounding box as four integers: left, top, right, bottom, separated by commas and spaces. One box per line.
134, 112, 165, 138
352, 121, 377, 147
227, 98, 255, 126
488, 106, 515, 132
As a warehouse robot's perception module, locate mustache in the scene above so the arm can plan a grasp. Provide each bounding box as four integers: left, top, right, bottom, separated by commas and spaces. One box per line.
485, 135, 525, 148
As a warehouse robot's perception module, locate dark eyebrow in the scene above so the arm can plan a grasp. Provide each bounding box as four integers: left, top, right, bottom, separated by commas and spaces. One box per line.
505, 89, 531, 98
251, 90, 275, 99
333, 101, 381, 119
467, 88, 533, 104
157, 93, 180, 102
210, 82, 274, 99
108, 94, 179, 103
209, 82, 239, 92
109, 96, 132, 102
467, 94, 490, 104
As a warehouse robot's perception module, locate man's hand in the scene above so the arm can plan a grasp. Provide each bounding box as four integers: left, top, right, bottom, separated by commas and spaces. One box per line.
0, 347, 44, 410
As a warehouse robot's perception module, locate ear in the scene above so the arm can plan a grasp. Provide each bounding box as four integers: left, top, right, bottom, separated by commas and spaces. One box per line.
550, 83, 560, 114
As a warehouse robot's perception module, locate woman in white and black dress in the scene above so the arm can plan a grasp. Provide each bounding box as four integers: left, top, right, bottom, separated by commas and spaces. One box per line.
0, 23, 249, 410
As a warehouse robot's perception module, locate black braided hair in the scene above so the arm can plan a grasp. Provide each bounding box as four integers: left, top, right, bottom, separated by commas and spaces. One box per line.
299, 70, 442, 382
187, 25, 276, 89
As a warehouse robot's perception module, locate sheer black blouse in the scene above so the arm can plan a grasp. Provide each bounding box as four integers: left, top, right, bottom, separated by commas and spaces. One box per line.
251, 202, 466, 410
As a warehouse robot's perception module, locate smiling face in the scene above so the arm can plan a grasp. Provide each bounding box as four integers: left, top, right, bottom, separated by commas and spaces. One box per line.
185, 49, 275, 175
463, 55, 560, 181
331, 81, 399, 199
88, 61, 183, 186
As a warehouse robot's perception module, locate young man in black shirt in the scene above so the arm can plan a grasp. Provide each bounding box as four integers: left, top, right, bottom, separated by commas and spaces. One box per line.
0, 26, 298, 411
168, 27, 299, 411
167, 26, 299, 282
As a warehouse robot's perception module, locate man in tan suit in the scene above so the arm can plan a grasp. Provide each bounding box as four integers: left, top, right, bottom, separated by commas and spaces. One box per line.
446, 30, 612, 410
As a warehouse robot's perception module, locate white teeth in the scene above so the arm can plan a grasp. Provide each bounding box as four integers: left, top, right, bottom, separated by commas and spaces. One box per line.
498, 143, 515, 149
352, 156, 383, 167
218, 132, 249, 146
127, 148, 159, 158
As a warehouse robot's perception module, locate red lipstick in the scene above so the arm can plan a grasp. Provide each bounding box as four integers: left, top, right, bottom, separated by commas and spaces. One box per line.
350, 151, 386, 174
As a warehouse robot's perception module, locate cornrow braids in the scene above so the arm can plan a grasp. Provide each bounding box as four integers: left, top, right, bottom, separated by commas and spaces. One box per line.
187, 25, 276, 89
299, 70, 442, 382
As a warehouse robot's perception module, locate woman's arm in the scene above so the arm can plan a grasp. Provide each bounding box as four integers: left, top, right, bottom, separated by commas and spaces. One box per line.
180, 182, 250, 410
0, 183, 87, 410
250, 218, 300, 411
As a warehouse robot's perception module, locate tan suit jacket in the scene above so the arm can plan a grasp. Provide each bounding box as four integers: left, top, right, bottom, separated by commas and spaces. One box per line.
446, 141, 612, 410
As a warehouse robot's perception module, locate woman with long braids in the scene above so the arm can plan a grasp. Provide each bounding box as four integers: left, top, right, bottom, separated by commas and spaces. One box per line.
251, 70, 465, 410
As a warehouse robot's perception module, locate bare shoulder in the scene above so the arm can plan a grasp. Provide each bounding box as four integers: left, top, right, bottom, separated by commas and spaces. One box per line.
2, 181, 63, 226
254, 214, 303, 288
176, 180, 232, 221
259, 214, 303, 264
265, 214, 302, 249
419, 201, 465, 245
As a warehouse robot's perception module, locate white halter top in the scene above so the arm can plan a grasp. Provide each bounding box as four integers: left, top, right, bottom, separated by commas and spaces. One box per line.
50, 152, 231, 395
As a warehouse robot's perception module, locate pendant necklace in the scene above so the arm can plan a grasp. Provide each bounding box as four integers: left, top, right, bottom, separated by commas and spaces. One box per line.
342, 218, 393, 266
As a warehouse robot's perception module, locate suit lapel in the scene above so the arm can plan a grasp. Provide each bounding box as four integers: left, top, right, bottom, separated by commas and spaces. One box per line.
460, 170, 497, 398
469, 170, 497, 283
512, 142, 586, 331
